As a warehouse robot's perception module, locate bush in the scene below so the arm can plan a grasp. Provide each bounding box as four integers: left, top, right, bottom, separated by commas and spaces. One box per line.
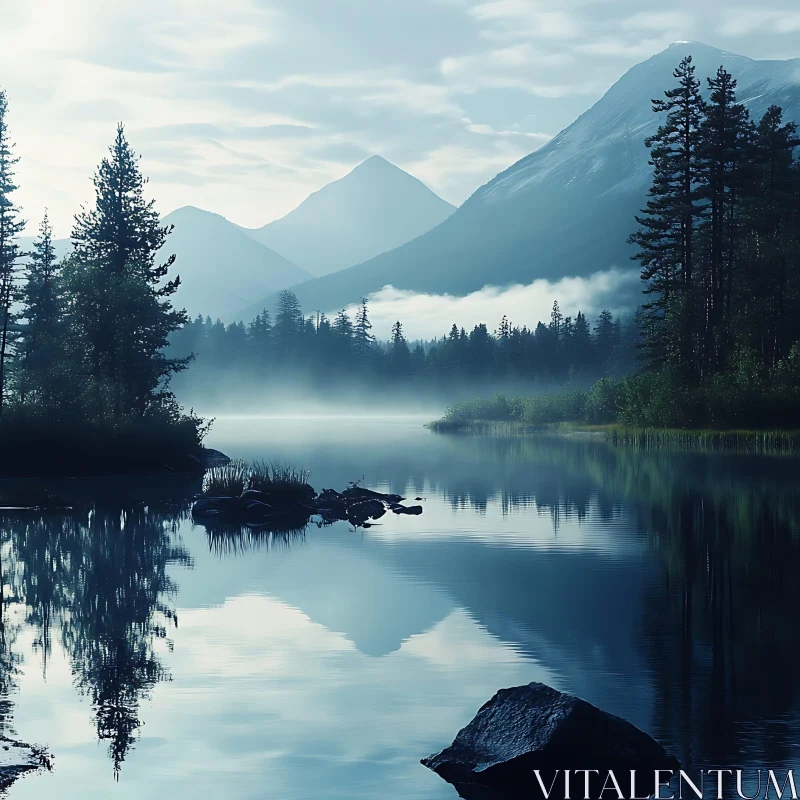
584, 378, 624, 424
520, 388, 586, 424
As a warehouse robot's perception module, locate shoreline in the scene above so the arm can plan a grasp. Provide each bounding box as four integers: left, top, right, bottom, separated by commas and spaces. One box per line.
427, 419, 800, 455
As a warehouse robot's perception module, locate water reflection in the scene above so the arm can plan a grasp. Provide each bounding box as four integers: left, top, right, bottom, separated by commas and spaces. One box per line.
0, 422, 799, 798
3, 505, 191, 776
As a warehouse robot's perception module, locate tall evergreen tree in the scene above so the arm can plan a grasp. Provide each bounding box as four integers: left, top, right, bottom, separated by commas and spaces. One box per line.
738, 106, 800, 364
629, 56, 705, 369
248, 309, 272, 369
696, 66, 754, 370
66, 124, 189, 416
389, 320, 411, 376
272, 289, 303, 360
0, 91, 24, 416
354, 298, 374, 366
19, 211, 70, 408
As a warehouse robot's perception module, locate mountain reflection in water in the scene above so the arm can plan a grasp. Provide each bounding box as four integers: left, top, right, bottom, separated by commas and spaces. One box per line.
0, 417, 798, 799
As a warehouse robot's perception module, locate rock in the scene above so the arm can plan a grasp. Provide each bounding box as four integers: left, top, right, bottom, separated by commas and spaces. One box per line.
343, 486, 404, 504
0, 736, 51, 791
347, 499, 385, 520
392, 505, 423, 515
421, 682, 679, 800
191, 496, 239, 517
200, 448, 231, 468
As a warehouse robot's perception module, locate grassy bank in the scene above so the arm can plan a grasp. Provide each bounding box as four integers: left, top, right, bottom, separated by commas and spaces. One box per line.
429, 386, 800, 454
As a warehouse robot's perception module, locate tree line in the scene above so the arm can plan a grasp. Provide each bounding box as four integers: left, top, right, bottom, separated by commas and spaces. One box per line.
169, 291, 636, 395
0, 90, 203, 470
628, 56, 800, 426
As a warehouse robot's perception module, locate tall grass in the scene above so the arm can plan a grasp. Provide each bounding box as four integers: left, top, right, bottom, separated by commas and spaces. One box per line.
607, 426, 800, 455
202, 459, 311, 497
249, 460, 311, 494
203, 460, 247, 497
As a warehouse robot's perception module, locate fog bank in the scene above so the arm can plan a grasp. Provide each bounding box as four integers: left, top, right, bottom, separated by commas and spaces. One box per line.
336, 269, 640, 339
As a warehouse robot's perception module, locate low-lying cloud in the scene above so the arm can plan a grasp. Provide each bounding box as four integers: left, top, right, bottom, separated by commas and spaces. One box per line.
339, 268, 641, 341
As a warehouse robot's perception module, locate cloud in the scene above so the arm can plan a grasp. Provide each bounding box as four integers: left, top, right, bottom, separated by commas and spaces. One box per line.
720, 9, 800, 36
335, 269, 640, 341
621, 11, 694, 32
3, 0, 800, 238
470, 2, 582, 41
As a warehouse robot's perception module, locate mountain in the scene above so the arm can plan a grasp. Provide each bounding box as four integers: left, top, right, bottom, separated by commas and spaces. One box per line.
238, 42, 800, 321
160, 207, 310, 320
242, 155, 455, 277
21, 208, 311, 321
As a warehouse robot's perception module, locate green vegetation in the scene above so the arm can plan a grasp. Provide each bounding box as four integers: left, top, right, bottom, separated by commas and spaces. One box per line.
0, 91, 207, 475
434, 57, 800, 443
202, 459, 311, 498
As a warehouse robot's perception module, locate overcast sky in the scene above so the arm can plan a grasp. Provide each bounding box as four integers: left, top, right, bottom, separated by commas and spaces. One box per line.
3, 0, 799, 237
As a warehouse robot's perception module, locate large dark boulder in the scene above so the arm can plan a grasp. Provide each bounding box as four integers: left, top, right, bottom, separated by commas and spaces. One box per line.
422, 682, 678, 800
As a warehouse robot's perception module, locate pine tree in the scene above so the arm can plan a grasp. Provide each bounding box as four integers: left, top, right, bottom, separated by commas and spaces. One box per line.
19, 211, 70, 408
273, 289, 303, 360
594, 310, 617, 376
248, 309, 272, 369
738, 106, 800, 364
332, 309, 354, 340
572, 311, 593, 374
0, 91, 24, 416
66, 124, 189, 416
354, 298, 374, 367
629, 56, 705, 370
697, 66, 754, 370
389, 320, 411, 376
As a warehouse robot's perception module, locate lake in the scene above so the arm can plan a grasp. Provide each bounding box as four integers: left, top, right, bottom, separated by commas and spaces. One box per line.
2, 415, 800, 798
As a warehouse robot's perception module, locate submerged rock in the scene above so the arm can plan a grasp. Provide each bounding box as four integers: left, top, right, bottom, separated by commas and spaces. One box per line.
422, 682, 678, 800
0, 736, 51, 790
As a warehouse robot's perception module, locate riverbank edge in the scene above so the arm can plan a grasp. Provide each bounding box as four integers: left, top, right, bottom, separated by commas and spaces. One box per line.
426, 419, 800, 454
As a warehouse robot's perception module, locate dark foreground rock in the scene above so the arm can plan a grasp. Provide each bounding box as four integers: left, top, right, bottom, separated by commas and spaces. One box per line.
422, 682, 678, 800
192, 483, 422, 530
0, 736, 51, 791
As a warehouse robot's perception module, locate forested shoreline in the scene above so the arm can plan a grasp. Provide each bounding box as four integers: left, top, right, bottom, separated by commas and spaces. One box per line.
0, 92, 206, 475
435, 56, 800, 434
169, 292, 637, 400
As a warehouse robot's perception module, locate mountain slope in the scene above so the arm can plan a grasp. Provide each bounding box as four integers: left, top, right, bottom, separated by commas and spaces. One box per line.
20, 208, 311, 321
239, 42, 800, 320
242, 155, 455, 277
161, 207, 310, 320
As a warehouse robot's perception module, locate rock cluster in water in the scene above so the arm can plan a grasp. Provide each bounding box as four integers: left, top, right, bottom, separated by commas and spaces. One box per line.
422, 682, 678, 800
192, 484, 423, 529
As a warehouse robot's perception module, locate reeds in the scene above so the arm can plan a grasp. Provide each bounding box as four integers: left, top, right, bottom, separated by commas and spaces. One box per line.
249, 460, 311, 495
203, 460, 248, 497
607, 426, 800, 455
201, 459, 311, 497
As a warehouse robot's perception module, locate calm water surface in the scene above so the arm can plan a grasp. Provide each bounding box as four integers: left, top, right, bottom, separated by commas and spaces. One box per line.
2, 415, 800, 798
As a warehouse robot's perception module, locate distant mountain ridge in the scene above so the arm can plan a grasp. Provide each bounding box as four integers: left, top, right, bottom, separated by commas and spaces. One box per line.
241, 155, 455, 277
21, 207, 312, 321
238, 42, 800, 320
160, 206, 310, 321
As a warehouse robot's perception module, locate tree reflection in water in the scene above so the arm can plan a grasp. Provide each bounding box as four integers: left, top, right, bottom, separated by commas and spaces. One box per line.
7, 504, 191, 776
430, 433, 800, 770
0, 434, 799, 781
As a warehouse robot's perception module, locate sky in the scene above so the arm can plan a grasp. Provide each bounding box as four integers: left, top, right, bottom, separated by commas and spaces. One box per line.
2, 0, 800, 238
